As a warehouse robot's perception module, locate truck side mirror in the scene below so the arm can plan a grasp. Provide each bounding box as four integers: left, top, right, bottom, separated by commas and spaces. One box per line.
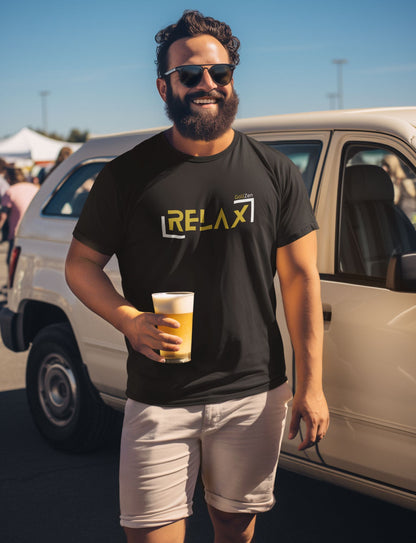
386, 252, 416, 292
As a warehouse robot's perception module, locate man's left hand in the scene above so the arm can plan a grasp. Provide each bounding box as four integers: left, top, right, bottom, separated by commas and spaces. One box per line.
288, 390, 330, 450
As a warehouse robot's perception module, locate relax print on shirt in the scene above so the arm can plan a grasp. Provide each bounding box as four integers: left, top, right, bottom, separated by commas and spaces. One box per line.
161, 194, 255, 239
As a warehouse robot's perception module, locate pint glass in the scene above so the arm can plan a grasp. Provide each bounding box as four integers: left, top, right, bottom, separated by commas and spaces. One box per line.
151, 291, 194, 363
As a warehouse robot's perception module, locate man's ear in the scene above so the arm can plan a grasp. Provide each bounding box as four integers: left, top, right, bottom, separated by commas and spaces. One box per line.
156, 78, 167, 102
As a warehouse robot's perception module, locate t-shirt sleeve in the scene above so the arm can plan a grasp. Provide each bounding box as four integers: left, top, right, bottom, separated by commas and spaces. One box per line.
276, 157, 318, 247
73, 163, 123, 256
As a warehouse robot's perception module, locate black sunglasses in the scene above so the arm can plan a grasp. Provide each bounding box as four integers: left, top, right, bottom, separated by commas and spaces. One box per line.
163, 63, 235, 88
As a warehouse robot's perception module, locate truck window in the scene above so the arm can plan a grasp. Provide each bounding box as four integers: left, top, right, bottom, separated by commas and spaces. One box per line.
267, 141, 322, 195
43, 161, 107, 218
338, 144, 416, 281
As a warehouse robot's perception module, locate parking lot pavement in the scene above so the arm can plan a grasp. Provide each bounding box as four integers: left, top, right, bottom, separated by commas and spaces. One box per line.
0, 388, 124, 543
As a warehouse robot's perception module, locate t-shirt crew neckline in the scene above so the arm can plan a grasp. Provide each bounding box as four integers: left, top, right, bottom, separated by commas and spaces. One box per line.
161, 129, 240, 163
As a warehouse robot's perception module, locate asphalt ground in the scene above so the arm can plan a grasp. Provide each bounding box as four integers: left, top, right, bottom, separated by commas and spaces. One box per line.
0, 241, 414, 542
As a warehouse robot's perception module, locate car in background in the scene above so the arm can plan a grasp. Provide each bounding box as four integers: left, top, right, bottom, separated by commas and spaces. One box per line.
1, 107, 415, 510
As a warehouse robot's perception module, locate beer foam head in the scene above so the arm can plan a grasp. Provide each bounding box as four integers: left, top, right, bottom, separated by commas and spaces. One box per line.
152, 292, 194, 314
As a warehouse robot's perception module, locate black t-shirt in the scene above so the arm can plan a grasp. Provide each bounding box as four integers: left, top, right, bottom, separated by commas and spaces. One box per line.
73, 130, 318, 406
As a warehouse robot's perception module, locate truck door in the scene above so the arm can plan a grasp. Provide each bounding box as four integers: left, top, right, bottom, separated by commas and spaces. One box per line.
317, 134, 416, 495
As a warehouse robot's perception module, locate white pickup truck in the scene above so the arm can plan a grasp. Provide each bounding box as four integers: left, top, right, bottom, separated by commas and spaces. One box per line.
1, 107, 415, 510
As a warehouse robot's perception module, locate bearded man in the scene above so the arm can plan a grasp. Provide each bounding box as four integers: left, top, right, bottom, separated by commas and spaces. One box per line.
65, 10, 329, 543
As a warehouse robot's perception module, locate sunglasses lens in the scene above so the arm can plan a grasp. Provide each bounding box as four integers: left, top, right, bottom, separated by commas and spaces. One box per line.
210, 65, 233, 86
178, 66, 203, 87
175, 65, 234, 87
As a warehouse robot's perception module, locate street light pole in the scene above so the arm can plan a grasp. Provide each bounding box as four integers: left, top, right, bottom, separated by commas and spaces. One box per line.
39, 90, 50, 133
332, 59, 347, 109
327, 92, 338, 110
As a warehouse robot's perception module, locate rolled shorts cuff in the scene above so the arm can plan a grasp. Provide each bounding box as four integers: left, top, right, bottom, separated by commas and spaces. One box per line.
205, 490, 276, 514
120, 503, 193, 529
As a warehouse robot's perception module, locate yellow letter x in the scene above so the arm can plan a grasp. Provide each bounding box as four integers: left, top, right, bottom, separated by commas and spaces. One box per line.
231, 204, 249, 228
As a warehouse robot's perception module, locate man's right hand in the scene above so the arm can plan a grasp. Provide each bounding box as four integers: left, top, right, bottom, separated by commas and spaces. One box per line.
124, 312, 183, 362
66, 239, 183, 363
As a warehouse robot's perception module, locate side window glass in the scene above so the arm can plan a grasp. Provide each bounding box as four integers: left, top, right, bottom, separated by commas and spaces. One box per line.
43, 161, 106, 218
338, 145, 416, 282
381, 154, 416, 226
268, 141, 322, 195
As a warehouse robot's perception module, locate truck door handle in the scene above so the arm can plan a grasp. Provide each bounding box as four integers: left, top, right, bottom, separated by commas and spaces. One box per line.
323, 305, 332, 322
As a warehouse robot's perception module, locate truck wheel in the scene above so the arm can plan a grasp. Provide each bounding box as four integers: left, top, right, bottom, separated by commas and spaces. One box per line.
26, 322, 121, 452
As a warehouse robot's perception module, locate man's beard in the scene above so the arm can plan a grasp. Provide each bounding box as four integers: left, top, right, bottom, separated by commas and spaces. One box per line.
164, 83, 239, 141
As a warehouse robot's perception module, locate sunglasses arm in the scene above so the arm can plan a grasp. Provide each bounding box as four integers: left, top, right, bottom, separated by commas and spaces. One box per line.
164, 67, 177, 77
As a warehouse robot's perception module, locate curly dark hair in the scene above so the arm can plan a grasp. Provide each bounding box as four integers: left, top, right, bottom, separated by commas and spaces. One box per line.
5, 167, 25, 185
155, 10, 240, 78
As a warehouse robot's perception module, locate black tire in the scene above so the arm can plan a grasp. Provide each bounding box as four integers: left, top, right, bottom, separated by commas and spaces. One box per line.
26, 322, 120, 452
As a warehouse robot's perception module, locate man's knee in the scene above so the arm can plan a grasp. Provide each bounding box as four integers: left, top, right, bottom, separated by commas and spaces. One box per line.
123, 519, 186, 543
208, 506, 256, 543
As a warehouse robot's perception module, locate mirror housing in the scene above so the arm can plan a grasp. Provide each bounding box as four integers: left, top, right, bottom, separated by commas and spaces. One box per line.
386, 252, 416, 292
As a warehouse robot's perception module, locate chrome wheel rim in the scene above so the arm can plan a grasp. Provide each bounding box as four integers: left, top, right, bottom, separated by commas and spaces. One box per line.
38, 353, 78, 427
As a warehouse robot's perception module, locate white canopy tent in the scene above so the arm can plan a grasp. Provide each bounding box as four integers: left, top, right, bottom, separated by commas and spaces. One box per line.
0, 127, 82, 165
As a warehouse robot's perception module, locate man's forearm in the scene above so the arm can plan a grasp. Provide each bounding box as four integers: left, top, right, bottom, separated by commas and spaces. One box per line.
65, 238, 183, 363
280, 269, 324, 392
65, 255, 140, 336
278, 257, 329, 449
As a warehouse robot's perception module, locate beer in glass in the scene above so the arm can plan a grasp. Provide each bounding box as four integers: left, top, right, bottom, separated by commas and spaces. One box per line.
152, 291, 194, 363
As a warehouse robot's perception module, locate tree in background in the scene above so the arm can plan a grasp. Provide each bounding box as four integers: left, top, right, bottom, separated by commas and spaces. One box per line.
32, 128, 89, 143
67, 129, 89, 142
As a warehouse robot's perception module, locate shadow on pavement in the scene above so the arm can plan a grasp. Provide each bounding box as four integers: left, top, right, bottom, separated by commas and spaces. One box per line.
0, 388, 212, 543
0, 388, 124, 543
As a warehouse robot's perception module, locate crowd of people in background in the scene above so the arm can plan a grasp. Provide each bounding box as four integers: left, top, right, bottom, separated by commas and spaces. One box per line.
0, 147, 73, 287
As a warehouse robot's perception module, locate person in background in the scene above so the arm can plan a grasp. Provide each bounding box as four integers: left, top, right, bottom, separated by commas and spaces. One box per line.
0, 158, 11, 243
65, 10, 329, 543
0, 158, 10, 198
382, 153, 416, 225
36, 146, 73, 185
0, 167, 38, 265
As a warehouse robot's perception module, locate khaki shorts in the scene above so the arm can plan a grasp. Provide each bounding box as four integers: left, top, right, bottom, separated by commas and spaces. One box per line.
119, 382, 292, 529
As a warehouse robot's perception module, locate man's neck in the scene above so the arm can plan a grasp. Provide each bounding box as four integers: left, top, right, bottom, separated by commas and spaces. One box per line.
166, 126, 235, 157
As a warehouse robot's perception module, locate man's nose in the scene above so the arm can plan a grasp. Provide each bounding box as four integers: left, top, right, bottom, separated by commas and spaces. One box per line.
196, 67, 216, 90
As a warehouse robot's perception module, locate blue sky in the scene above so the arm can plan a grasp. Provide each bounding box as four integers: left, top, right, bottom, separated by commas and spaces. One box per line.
2, 0, 415, 138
